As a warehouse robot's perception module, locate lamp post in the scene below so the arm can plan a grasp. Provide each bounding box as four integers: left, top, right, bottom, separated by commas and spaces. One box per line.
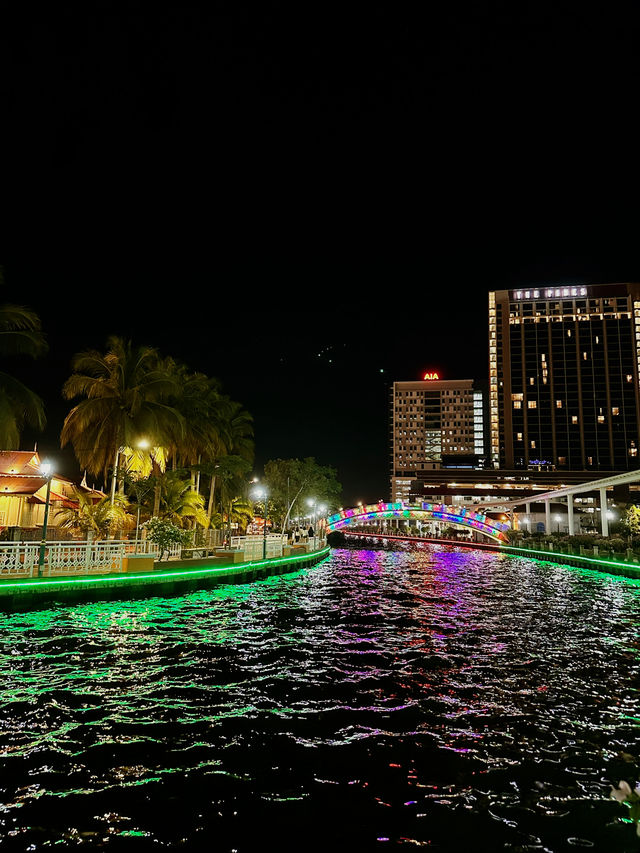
37, 461, 54, 578
253, 487, 268, 559
110, 445, 124, 507
111, 438, 150, 507
318, 504, 327, 542
307, 498, 317, 531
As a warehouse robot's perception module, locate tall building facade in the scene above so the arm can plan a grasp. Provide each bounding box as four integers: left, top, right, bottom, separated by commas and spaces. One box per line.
390, 377, 485, 502
489, 283, 640, 471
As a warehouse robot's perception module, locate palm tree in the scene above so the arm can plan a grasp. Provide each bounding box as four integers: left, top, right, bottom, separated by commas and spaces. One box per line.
161, 365, 226, 479
142, 471, 209, 529
216, 454, 253, 541
60, 337, 184, 491
54, 490, 133, 539
0, 299, 48, 448
227, 497, 254, 535
206, 399, 254, 521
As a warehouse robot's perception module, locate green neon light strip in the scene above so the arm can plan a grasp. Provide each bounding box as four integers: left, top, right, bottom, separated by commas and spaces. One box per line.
0, 546, 331, 591
501, 544, 640, 574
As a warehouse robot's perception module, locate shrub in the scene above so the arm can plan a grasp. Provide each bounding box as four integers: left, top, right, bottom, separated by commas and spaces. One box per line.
143, 517, 191, 560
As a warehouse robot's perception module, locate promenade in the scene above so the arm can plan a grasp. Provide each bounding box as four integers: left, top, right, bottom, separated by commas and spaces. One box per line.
0, 537, 330, 612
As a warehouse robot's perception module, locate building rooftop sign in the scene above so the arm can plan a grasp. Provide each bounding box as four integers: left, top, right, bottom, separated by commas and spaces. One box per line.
511, 286, 588, 300
423, 371, 440, 380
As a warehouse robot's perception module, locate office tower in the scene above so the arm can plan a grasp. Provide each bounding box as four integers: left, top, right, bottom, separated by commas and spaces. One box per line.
489, 283, 640, 471
390, 376, 485, 502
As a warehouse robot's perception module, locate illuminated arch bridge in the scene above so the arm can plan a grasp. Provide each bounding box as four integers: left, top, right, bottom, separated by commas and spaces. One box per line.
326, 502, 510, 543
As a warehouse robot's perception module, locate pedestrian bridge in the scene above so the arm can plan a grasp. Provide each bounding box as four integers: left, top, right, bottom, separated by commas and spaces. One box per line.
326, 502, 510, 543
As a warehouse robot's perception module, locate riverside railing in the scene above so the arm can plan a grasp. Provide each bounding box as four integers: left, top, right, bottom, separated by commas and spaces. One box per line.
0, 540, 126, 577
230, 534, 287, 559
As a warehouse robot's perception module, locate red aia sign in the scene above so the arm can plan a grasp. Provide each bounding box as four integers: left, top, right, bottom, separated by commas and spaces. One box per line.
423, 372, 440, 380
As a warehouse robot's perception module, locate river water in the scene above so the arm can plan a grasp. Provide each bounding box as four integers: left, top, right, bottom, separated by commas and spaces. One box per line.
0, 544, 639, 852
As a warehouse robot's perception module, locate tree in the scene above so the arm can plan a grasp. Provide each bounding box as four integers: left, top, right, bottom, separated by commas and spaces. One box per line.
204, 398, 254, 522
161, 366, 225, 473
143, 517, 191, 560
622, 504, 640, 545
0, 293, 48, 448
215, 454, 253, 541
142, 470, 209, 529
54, 490, 133, 539
263, 457, 342, 531
61, 336, 184, 486
228, 498, 254, 534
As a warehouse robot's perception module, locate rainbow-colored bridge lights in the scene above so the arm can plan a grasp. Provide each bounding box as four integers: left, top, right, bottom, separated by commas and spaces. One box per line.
326, 502, 510, 543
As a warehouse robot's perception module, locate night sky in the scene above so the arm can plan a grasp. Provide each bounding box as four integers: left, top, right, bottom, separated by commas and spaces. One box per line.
2, 4, 639, 504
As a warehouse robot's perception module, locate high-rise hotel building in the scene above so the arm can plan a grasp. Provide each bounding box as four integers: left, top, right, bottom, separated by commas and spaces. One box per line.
489, 283, 640, 471
390, 377, 486, 502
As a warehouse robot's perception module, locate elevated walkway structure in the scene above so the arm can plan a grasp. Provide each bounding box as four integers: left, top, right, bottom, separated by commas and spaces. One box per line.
472, 468, 640, 536
326, 502, 510, 543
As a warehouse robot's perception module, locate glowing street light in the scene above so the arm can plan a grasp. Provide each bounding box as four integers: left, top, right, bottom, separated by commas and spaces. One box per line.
37, 461, 54, 578
253, 486, 269, 559
318, 503, 327, 534
110, 438, 151, 507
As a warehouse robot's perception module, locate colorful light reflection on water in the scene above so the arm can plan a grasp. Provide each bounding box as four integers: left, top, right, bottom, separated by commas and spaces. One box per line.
0, 545, 639, 852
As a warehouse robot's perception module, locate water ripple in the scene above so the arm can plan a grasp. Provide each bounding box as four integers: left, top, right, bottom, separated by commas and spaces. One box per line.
0, 546, 639, 851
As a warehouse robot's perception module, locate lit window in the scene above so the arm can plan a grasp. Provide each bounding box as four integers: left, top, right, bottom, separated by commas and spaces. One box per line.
556, 400, 563, 408
529, 377, 535, 385
598, 415, 605, 423
587, 456, 593, 465
568, 330, 572, 337
627, 374, 633, 383
513, 401, 522, 409
528, 400, 537, 409
511, 393, 523, 401
572, 416, 578, 424
583, 352, 588, 360
558, 456, 566, 465
612, 407, 620, 416
530, 440, 536, 449
516, 432, 523, 441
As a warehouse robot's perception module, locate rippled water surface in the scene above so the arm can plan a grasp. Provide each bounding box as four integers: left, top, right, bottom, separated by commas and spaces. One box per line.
1, 545, 640, 852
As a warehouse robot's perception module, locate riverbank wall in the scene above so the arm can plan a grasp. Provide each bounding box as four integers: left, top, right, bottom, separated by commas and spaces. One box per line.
0, 546, 331, 612
499, 543, 640, 580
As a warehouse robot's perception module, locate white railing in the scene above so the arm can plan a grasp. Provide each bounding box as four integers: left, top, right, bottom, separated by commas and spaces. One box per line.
230, 534, 286, 560
111, 539, 182, 559
0, 540, 126, 577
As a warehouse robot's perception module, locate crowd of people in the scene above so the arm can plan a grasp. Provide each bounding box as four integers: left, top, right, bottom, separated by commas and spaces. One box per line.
288, 524, 315, 544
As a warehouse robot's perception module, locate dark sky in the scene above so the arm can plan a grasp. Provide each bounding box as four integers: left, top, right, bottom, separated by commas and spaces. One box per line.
2, 4, 640, 504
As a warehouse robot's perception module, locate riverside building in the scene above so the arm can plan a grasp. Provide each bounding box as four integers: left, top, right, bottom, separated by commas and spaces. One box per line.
489, 283, 640, 472
390, 375, 486, 502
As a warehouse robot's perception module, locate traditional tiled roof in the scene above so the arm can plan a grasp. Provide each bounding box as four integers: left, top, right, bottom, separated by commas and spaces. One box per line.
0, 451, 40, 476
0, 451, 105, 503
0, 476, 48, 495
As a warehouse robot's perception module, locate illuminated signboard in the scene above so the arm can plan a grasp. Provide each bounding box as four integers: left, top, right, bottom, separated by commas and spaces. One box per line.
511, 286, 587, 300
423, 372, 440, 380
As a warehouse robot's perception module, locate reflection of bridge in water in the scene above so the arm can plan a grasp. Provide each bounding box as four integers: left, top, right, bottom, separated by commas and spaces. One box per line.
326, 502, 510, 543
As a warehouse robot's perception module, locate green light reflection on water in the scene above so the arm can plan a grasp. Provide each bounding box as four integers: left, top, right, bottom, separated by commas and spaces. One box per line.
0, 564, 323, 716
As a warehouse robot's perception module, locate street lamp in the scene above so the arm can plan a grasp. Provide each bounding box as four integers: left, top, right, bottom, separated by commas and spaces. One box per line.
37, 461, 54, 578
307, 497, 317, 531
318, 504, 327, 540
253, 486, 268, 559
111, 438, 150, 507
